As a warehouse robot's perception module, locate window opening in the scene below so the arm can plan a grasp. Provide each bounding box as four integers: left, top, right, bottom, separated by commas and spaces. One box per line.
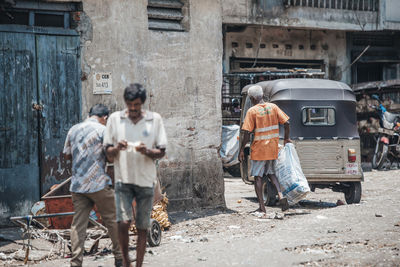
0, 10, 29, 25
0, 2, 80, 29
147, 0, 188, 31
34, 13, 65, 28
302, 107, 336, 126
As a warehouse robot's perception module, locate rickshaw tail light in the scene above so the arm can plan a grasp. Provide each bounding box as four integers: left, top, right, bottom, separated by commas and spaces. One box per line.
348, 149, 356, 163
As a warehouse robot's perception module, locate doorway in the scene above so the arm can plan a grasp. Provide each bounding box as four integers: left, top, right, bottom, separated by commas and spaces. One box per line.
0, 31, 81, 225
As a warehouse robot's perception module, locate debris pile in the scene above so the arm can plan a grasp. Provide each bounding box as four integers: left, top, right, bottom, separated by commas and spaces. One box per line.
0, 223, 112, 265
0, 228, 71, 265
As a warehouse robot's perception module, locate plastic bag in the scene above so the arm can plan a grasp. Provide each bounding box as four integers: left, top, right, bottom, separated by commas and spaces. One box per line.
275, 143, 310, 205
220, 125, 240, 167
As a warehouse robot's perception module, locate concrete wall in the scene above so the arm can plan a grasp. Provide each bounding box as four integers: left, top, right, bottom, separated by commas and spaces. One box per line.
224, 27, 350, 83
222, 0, 380, 31
78, 0, 225, 210
384, 0, 400, 30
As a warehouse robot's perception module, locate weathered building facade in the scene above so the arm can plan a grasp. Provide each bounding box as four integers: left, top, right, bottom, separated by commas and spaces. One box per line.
0, 0, 225, 225
79, 0, 225, 211
221, 0, 400, 123
220, 1, 400, 168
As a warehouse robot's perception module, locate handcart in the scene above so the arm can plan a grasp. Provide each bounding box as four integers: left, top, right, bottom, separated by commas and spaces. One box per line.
10, 177, 166, 249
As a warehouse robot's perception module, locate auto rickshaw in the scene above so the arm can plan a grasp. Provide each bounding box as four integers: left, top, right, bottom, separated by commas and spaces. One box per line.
240, 79, 363, 205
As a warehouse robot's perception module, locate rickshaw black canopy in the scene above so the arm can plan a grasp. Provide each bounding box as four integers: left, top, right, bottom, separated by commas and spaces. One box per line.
241, 79, 359, 139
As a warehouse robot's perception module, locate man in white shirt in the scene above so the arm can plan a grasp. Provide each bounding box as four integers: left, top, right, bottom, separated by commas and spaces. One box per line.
104, 83, 167, 267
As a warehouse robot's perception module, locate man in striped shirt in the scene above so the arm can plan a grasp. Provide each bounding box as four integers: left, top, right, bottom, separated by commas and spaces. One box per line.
63, 104, 122, 267
239, 85, 291, 213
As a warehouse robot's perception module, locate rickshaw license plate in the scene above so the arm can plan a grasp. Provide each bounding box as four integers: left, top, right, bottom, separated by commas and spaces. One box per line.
345, 163, 359, 175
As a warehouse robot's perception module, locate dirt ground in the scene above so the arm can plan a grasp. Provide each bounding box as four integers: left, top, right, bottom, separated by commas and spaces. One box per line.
1, 169, 400, 267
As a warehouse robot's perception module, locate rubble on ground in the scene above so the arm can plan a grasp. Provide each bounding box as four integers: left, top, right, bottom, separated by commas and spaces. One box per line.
0, 226, 111, 265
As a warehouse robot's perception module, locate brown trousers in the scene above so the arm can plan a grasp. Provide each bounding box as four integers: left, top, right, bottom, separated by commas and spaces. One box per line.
70, 186, 122, 266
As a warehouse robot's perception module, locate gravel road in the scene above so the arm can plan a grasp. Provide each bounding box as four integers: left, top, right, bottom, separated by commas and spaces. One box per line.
7, 169, 400, 267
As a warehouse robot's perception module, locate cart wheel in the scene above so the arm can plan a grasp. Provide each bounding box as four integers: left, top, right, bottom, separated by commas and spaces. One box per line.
344, 182, 362, 204
262, 178, 278, 206
147, 219, 161, 247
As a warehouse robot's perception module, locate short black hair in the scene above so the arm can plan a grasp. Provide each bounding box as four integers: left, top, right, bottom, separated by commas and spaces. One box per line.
89, 104, 109, 117
123, 83, 146, 103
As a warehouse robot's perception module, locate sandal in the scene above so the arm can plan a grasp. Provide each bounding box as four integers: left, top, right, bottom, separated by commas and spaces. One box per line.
279, 197, 289, 212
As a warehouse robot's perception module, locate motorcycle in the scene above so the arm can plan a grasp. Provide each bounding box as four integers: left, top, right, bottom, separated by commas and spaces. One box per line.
370, 94, 400, 170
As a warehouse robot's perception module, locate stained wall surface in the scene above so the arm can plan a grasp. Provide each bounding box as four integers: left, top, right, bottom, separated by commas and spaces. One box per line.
224, 27, 349, 82
78, 0, 225, 210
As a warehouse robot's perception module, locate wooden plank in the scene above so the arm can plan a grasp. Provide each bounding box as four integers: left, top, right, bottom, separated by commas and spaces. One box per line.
148, 19, 184, 31
147, 7, 184, 20
148, 0, 183, 9
1, 33, 38, 168
36, 35, 81, 193
62, 36, 81, 136
0, 25, 79, 36
0, 32, 40, 225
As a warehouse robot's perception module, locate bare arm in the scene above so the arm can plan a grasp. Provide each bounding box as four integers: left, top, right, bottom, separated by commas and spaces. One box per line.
145, 148, 165, 159
105, 141, 127, 162
239, 130, 251, 162
284, 121, 291, 145
136, 144, 166, 160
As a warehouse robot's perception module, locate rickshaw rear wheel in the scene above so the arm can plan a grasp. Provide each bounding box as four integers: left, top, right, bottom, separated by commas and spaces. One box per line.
147, 219, 161, 247
262, 178, 278, 206
344, 182, 362, 204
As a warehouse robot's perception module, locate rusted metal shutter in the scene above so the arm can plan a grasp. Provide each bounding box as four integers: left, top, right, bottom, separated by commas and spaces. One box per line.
147, 0, 185, 31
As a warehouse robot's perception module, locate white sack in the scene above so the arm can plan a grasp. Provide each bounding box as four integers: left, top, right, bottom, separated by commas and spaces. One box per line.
275, 143, 310, 205
220, 125, 240, 167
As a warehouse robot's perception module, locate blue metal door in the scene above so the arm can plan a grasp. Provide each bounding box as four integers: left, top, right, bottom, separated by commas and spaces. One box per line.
36, 35, 81, 194
0, 32, 81, 225
0, 32, 40, 225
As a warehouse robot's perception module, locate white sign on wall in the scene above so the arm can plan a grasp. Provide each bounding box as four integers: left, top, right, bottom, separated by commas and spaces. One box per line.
93, 72, 112, 94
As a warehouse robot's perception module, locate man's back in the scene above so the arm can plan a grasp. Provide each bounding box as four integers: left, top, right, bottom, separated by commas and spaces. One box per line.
247, 102, 282, 129
64, 118, 111, 193
242, 102, 289, 160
